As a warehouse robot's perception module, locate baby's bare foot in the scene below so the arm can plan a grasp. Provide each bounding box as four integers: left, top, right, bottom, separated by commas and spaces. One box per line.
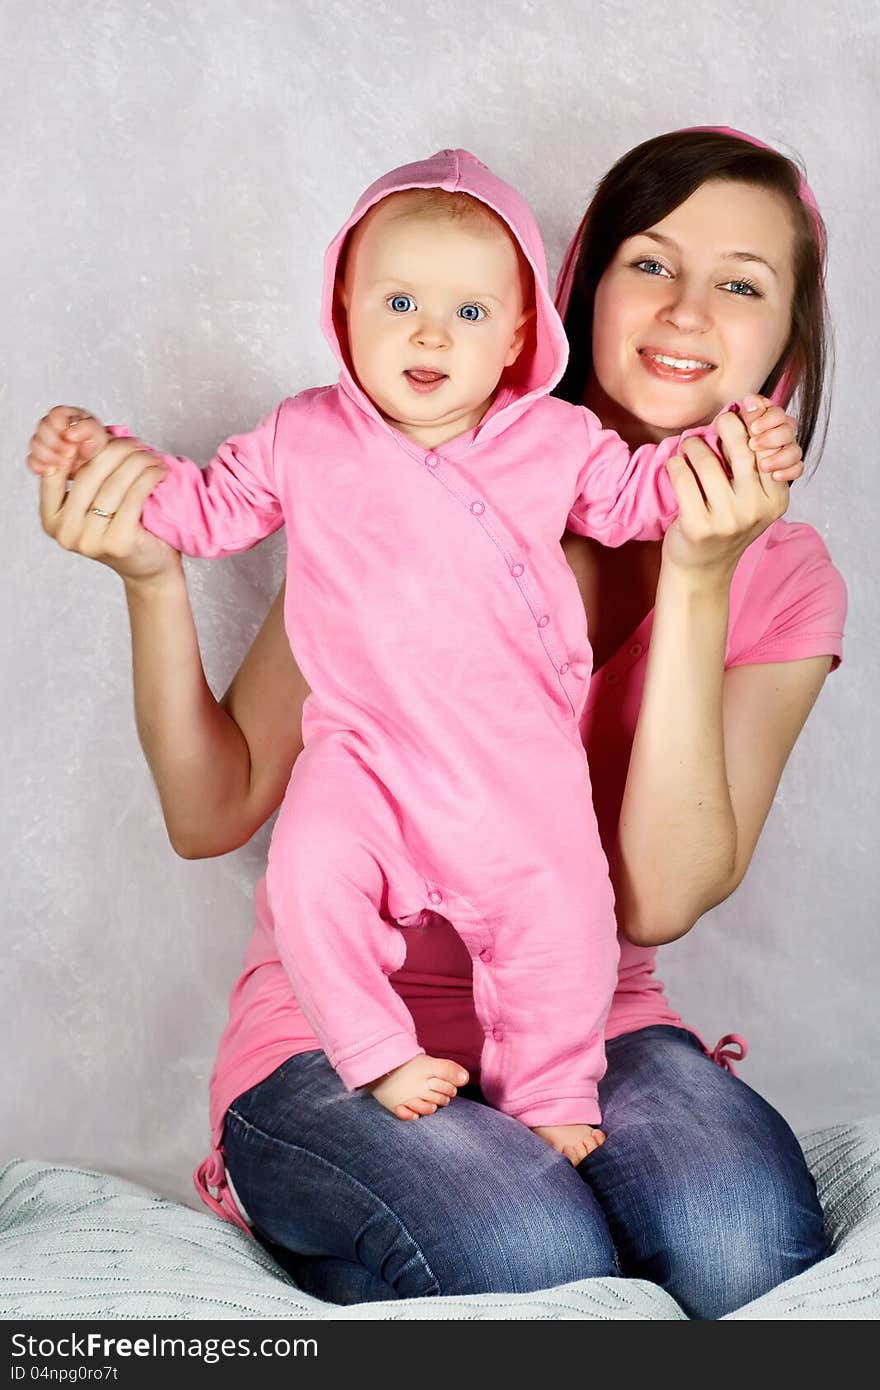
366, 1054, 469, 1121
530, 1123, 606, 1166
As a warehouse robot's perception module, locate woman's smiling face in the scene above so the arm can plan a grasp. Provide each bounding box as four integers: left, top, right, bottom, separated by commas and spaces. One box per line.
586, 178, 796, 445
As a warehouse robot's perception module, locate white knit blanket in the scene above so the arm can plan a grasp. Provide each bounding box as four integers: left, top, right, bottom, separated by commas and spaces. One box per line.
1, 1118, 877, 1320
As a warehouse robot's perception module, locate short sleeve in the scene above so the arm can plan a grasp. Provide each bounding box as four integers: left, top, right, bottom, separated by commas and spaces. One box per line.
726, 521, 847, 672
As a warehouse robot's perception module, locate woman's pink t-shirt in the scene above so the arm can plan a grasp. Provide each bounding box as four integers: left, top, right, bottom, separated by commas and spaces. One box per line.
196, 517, 845, 1227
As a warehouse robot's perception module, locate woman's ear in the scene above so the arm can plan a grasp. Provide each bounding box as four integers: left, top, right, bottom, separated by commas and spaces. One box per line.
505, 306, 536, 367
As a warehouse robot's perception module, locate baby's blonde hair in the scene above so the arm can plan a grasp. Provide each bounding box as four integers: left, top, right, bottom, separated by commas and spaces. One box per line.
381, 187, 508, 238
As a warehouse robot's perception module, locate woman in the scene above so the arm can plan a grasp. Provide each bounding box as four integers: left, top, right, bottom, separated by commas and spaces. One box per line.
32, 129, 846, 1319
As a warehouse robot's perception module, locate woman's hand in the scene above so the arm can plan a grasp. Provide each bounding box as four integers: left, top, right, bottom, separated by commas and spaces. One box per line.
662, 410, 790, 579
29, 405, 179, 585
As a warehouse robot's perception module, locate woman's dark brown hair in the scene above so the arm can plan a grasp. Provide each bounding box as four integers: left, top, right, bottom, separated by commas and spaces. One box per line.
555, 130, 831, 460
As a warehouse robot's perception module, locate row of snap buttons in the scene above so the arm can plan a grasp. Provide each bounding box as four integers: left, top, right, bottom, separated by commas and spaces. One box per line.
422, 450, 573, 685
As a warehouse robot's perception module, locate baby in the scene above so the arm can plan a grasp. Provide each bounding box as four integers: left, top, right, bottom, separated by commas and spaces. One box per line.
33, 150, 799, 1165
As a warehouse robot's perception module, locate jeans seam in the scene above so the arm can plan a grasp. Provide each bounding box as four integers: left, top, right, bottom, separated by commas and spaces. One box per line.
225, 1106, 442, 1296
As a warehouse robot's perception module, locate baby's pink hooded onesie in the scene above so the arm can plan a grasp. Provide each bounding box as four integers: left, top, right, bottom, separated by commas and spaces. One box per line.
123, 149, 724, 1129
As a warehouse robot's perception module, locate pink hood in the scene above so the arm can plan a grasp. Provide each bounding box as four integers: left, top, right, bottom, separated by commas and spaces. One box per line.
553, 126, 825, 410
321, 149, 570, 440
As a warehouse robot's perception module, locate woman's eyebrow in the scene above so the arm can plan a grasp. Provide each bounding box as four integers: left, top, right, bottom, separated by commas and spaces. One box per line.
721, 251, 779, 279
636, 231, 778, 278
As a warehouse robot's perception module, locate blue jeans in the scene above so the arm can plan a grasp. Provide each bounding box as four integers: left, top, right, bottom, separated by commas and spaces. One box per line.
222, 1025, 829, 1318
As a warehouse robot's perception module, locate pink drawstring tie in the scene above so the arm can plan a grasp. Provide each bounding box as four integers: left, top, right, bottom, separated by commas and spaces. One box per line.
710, 1033, 748, 1075
194, 1149, 252, 1235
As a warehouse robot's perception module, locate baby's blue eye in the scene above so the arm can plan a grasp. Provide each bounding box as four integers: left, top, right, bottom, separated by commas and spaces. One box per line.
388, 294, 416, 313
458, 303, 485, 321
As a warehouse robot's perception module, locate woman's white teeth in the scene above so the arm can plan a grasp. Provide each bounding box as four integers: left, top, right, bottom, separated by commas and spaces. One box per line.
649, 352, 714, 371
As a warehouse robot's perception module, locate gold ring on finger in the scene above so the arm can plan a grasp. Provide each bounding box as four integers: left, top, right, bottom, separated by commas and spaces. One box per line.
90, 507, 117, 519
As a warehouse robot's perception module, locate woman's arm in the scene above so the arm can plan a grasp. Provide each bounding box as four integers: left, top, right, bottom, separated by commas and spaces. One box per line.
612, 556, 831, 945
611, 414, 833, 946
31, 417, 308, 860
125, 571, 307, 859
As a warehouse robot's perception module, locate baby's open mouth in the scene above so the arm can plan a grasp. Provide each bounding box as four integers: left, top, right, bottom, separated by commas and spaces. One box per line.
404, 369, 448, 394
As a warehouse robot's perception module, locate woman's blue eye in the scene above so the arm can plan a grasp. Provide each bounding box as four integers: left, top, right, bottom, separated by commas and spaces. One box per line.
634, 258, 671, 278
458, 303, 486, 321
721, 279, 761, 298
388, 294, 416, 313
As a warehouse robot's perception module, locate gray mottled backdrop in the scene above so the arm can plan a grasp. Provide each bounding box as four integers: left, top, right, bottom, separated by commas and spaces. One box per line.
4, 0, 878, 1205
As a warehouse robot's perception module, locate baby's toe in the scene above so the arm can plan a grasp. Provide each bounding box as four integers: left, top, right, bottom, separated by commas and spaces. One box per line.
428, 1080, 458, 1100
430, 1058, 469, 1087
425, 1088, 452, 1107
395, 1104, 421, 1121
407, 1097, 438, 1117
